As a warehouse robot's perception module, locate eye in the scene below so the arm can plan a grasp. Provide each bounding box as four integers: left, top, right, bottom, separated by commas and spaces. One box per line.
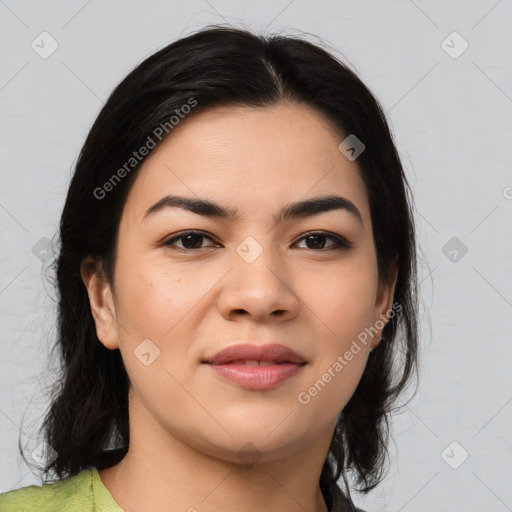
294, 231, 351, 251
162, 230, 220, 250
162, 230, 351, 252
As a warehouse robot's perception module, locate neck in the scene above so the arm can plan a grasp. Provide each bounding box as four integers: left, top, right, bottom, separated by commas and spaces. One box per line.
99, 394, 334, 512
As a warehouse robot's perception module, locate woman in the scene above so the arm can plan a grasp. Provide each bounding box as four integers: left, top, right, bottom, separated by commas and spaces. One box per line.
0, 25, 419, 512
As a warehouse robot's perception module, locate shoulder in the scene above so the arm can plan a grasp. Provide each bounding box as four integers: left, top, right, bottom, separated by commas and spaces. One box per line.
0, 468, 95, 512
336, 497, 367, 512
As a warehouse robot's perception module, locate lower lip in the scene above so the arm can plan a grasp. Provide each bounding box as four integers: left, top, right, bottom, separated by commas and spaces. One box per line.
204, 363, 306, 390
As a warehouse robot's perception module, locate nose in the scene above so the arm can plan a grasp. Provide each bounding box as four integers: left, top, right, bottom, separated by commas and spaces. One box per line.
216, 240, 300, 323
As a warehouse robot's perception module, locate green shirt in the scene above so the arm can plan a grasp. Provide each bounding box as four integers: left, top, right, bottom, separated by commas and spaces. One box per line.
0, 467, 123, 511
0, 466, 365, 511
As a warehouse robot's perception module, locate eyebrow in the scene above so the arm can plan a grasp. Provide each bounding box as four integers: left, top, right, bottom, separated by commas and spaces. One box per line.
142, 194, 363, 227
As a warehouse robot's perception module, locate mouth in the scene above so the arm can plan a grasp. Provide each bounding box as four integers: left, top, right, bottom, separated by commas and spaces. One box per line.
204, 359, 303, 366
202, 342, 307, 366
201, 343, 307, 390
201, 343, 307, 391
203, 361, 306, 390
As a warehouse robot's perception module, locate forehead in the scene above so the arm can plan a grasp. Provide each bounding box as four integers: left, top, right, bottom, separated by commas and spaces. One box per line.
121, 101, 371, 226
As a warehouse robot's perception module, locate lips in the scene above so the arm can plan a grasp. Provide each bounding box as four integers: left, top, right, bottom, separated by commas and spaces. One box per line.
202, 343, 307, 366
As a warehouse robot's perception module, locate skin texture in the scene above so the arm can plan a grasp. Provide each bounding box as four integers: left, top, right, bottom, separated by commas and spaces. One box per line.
81, 101, 397, 512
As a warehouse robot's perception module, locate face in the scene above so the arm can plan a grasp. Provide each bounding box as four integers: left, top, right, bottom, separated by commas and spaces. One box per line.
82, 101, 397, 464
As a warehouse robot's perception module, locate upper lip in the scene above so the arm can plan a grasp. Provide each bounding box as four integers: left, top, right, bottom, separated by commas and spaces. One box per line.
202, 343, 307, 365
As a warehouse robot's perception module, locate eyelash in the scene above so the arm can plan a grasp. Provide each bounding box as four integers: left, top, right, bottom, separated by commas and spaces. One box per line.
162, 230, 352, 252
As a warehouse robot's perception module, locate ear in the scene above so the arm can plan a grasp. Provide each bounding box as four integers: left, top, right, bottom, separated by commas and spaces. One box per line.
372, 256, 399, 350
80, 255, 119, 350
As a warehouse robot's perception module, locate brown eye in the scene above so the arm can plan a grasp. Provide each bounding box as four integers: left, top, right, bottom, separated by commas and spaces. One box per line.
294, 231, 351, 251
163, 231, 219, 250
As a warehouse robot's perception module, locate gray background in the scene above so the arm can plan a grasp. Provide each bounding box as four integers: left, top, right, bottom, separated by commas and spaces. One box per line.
1, 1, 511, 510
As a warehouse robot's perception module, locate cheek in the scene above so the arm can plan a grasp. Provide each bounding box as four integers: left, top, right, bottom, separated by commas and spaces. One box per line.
306, 258, 378, 340
113, 262, 200, 399
113, 253, 215, 382
297, 256, 377, 404
114, 255, 193, 335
